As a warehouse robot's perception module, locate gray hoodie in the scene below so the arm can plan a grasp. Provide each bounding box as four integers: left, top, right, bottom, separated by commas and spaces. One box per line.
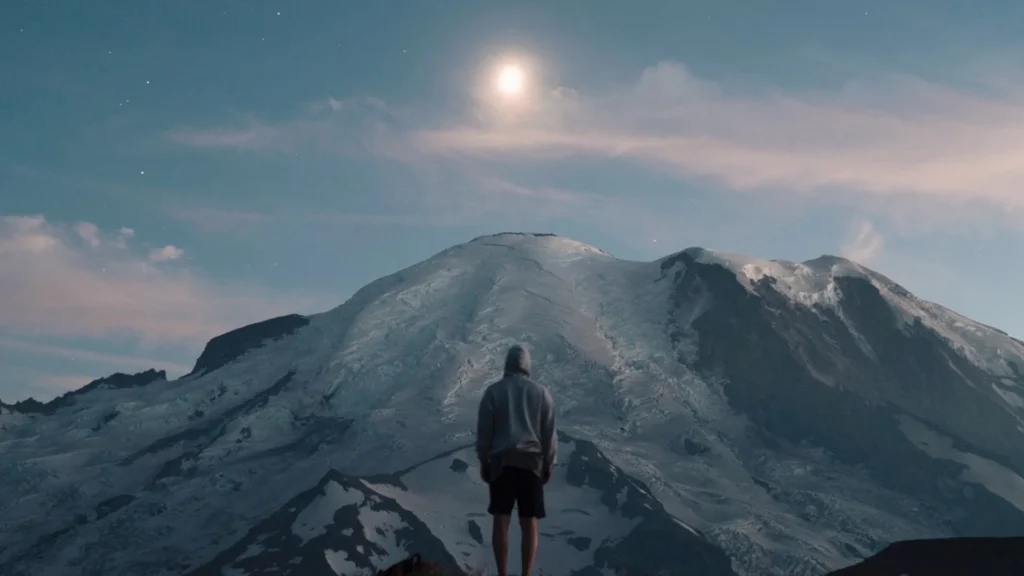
475, 345, 557, 482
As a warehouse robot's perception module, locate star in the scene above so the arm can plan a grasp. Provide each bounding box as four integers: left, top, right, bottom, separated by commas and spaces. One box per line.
140, 170, 145, 175
277, 11, 281, 15
146, 80, 150, 85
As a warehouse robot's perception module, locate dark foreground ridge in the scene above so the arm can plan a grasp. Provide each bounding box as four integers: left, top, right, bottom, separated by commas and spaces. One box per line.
187, 313, 310, 377
826, 537, 1024, 575
377, 537, 1024, 576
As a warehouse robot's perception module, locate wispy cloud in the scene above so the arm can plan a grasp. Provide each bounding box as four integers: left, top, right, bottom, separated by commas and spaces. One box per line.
0, 214, 326, 344
0, 337, 193, 374
168, 120, 303, 152
412, 62, 1024, 213
167, 97, 400, 156
166, 206, 272, 234
840, 220, 886, 264
165, 62, 1024, 241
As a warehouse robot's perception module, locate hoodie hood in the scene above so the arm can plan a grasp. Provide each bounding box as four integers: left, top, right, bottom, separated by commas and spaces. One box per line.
503, 345, 532, 377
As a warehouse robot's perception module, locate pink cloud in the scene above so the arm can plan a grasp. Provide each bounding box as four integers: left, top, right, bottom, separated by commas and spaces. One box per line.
0, 215, 327, 344
412, 62, 1024, 212
148, 244, 185, 262
74, 221, 102, 248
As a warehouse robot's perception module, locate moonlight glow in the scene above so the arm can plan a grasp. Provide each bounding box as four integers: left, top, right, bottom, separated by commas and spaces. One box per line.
496, 65, 525, 95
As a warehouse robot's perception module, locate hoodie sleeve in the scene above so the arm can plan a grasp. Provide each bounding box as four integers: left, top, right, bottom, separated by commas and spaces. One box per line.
540, 387, 557, 470
476, 386, 494, 463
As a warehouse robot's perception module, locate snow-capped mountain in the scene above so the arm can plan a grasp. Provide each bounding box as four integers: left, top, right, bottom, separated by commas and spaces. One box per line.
2, 232, 1023, 576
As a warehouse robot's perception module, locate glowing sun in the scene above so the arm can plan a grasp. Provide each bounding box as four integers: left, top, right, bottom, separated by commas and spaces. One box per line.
496, 65, 525, 96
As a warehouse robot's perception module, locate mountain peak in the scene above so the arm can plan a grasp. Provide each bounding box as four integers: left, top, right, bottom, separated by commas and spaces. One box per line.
465, 231, 613, 257
187, 314, 311, 377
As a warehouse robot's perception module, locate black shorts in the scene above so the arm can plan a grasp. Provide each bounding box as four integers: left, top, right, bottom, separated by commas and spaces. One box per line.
487, 466, 546, 519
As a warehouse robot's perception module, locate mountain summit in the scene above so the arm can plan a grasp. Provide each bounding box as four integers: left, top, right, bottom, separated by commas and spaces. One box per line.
2, 232, 1023, 576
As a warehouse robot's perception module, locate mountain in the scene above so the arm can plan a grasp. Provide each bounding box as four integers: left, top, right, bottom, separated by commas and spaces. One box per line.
1, 369, 167, 418
2, 232, 1023, 576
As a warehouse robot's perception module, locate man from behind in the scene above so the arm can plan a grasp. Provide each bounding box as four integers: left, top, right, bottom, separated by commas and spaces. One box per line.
475, 344, 557, 576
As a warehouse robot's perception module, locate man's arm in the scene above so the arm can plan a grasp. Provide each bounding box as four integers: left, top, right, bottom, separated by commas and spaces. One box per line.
475, 386, 494, 466
540, 388, 557, 478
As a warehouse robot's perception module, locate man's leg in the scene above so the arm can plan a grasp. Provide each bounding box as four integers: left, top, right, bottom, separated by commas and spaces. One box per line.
515, 468, 546, 576
488, 470, 515, 576
519, 516, 539, 576
492, 514, 512, 576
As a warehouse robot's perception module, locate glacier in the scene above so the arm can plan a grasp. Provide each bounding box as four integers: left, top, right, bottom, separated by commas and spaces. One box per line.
2, 232, 1023, 575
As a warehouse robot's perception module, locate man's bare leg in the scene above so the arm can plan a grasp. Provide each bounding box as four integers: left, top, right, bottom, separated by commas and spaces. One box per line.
492, 514, 511, 576
520, 516, 539, 576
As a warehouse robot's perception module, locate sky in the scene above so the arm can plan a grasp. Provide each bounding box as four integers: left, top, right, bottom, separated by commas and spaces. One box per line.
2, 0, 1024, 402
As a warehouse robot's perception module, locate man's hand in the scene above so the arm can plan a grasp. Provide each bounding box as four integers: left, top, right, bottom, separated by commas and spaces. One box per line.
480, 461, 491, 484
541, 466, 552, 485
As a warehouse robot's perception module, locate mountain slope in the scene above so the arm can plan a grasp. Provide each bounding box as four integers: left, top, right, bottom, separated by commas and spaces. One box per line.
187, 435, 734, 576
1, 232, 1022, 576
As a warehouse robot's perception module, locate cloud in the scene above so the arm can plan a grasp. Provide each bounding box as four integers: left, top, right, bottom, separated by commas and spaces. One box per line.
0, 214, 326, 344
165, 63, 1024, 241
167, 97, 400, 156
840, 220, 886, 264
0, 337, 193, 374
75, 222, 101, 248
148, 244, 185, 262
412, 62, 1024, 213
167, 120, 296, 152
166, 206, 272, 234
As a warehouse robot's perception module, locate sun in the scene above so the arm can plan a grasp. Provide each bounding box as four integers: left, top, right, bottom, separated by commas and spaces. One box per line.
496, 65, 525, 96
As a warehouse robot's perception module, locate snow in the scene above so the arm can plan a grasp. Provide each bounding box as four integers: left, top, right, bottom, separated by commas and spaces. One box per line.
367, 442, 643, 576
678, 246, 1024, 382
324, 547, 359, 575
350, 501, 411, 563
292, 480, 364, 544
899, 416, 1024, 513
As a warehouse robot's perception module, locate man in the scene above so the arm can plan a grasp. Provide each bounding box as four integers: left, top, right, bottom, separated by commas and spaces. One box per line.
475, 344, 557, 576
